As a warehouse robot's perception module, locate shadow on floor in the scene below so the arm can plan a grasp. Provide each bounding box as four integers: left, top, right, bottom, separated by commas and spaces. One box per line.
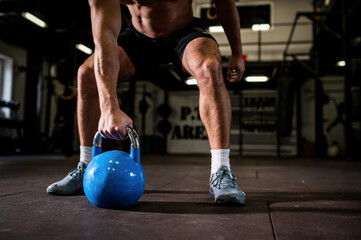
110, 190, 361, 215
120, 201, 251, 214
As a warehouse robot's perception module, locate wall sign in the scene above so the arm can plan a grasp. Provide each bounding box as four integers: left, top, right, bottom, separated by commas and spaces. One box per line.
167, 91, 210, 154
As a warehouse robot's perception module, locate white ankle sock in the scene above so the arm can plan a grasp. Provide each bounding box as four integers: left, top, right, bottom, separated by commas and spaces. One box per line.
80, 146, 92, 165
211, 149, 230, 174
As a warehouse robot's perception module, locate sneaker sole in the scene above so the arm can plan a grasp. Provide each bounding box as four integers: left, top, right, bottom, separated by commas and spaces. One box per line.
212, 193, 246, 205
46, 186, 84, 196
47, 190, 84, 196
209, 188, 246, 205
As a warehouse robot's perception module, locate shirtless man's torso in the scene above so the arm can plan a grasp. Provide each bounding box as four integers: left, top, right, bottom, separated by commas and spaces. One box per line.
120, 0, 194, 38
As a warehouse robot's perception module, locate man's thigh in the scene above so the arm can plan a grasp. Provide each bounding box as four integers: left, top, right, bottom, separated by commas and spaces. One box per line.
171, 18, 219, 76
117, 27, 162, 79
181, 37, 221, 77
117, 46, 136, 81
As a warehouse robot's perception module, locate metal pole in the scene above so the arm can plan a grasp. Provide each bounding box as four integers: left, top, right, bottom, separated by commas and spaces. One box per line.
258, 30, 261, 61
342, 0, 352, 158
313, 0, 324, 157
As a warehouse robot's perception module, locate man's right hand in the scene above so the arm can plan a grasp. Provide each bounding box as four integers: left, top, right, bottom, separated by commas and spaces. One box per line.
98, 108, 133, 140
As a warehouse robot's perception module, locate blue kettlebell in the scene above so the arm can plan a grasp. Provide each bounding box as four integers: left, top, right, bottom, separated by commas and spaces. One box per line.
83, 126, 145, 208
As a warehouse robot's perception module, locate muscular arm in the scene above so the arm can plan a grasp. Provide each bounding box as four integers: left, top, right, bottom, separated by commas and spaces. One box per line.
214, 0, 245, 82
89, 0, 121, 110
89, 0, 131, 139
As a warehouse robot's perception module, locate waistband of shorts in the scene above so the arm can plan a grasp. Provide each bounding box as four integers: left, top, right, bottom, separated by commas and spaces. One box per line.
126, 17, 206, 42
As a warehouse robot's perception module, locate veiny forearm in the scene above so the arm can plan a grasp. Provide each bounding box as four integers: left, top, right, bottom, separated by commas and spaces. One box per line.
89, 0, 122, 112
94, 40, 120, 111
214, 0, 243, 55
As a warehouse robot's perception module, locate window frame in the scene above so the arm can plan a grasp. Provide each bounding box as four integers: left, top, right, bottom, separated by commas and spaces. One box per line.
0, 53, 14, 118
195, 0, 275, 33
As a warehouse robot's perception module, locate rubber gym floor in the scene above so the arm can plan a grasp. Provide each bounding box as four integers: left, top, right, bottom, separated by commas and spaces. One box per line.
1, 154, 361, 240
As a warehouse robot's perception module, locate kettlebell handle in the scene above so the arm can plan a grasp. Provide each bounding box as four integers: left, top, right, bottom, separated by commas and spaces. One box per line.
92, 126, 140, 164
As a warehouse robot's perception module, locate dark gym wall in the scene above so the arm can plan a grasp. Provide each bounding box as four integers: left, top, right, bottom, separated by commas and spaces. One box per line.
1, 0, 360, 158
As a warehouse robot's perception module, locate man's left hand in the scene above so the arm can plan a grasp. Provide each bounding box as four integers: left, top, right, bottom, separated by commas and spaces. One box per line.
227, 54, 245, 83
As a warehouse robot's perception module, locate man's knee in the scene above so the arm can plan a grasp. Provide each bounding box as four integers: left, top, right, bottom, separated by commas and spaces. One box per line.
194, 57, 223, 88
77, 61, 97, 95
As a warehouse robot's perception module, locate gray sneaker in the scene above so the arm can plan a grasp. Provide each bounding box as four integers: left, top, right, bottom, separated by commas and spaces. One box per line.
46, 162, 86, 195
209, 166, 246, 204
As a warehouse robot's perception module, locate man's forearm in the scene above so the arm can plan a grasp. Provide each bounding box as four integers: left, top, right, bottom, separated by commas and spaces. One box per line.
93, 40, 120, 111
89, 0, 122, 111
214, 0, 243, 56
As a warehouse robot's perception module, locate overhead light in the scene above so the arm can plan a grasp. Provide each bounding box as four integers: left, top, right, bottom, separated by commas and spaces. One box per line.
244, 76, 269, 82
21, 12, 47, 28
76, 44, 93, 55
252, 24, 270, 31
209, 26, 224, 33
337, 60, 346, 67
185, 77, 197, 85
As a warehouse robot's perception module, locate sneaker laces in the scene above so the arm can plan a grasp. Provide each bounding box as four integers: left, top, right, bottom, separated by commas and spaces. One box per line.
211, 167, 237, 189
68, 168, 79, 177
67, 163, 85, 178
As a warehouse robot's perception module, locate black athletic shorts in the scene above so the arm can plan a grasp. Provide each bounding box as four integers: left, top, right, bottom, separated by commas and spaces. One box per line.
117, 17, 217, 78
